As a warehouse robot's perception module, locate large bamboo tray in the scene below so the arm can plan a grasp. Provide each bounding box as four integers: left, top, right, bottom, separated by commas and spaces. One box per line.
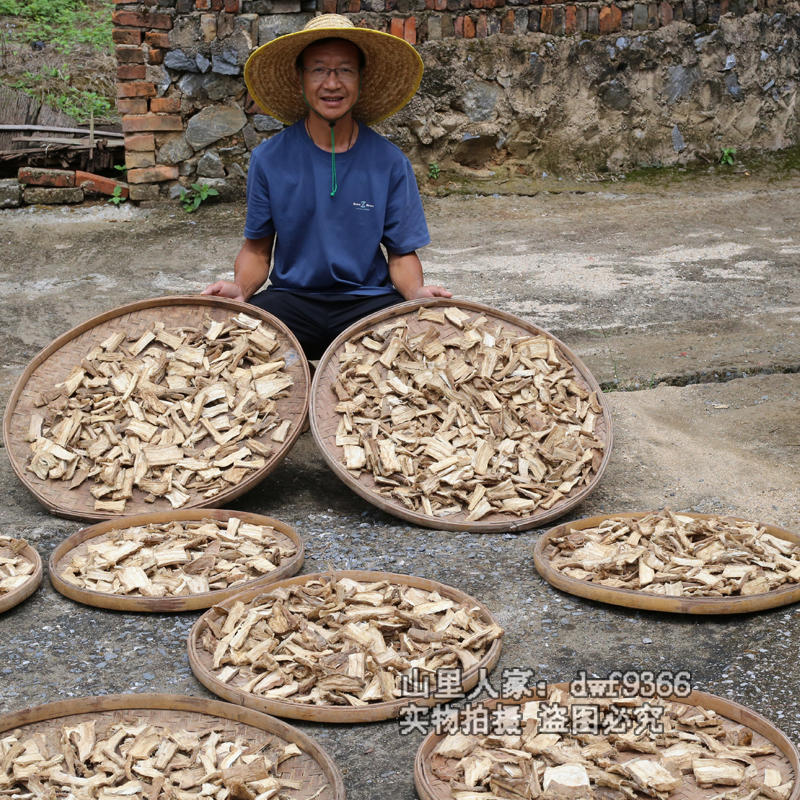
0, 538, 42, 614
48, 509, 304, 612
188, 570, 504, 723
0, 693, 344, 800
3, 296, 310, 521
415, 683, 800, 800
534, 512, 800, 615
310, 298, 613, 533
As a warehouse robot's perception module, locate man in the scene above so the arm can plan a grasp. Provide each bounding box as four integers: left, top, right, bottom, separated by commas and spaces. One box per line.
202, 14, 451, 359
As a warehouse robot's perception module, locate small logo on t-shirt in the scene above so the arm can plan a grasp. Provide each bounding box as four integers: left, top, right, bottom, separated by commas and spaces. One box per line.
353, 200, 374, 211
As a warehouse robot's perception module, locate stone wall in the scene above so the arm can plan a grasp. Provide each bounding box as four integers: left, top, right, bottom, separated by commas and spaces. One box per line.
111, 0, 798, 200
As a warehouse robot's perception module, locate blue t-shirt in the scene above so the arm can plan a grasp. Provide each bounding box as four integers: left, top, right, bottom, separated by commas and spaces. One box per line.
244, 121, 430, 296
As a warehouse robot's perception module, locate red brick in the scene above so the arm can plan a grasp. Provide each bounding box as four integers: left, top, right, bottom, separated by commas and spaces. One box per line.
117, 98, 149, 114
720, 0, 730, 12
501, 8, 515, 33
540, 6, 554, 32
127, 166, 179, 184
113, 28, 141, 44
150, 96, 181, 113
117, 64, 146, 80
565, 4, 577, 33
403, 16, 416, 43
144, 31, 170, 48
148, 48, 164, 65
463, 14, 475, 36
18, 167, 75, 188
75, 171, 129, 198
124, 133, 156, 151
660, 1, 673, 23
347, 0, 359, 10
117, 81, 157, 99
112, 10, 173, 29
211, 0, 223, 9
323, 0, 336, 10
116, 45, 144, 63
125, 150, 156, 169
435, 0, 446, 9
389, 18, 404, 37
610, 4, 622, 30
471, 0, 484, 8
454, 15, 463, 37
224, 0, 241, 9
196, 0, 210, 8
542, 0, 555, 4
122, 115, 183, 133
599, 5, 612, 32
476, 12, 487, 36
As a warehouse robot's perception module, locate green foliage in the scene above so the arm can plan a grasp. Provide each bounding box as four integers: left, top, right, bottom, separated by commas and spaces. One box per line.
720, 147, 737, 166
428, 161, 441, 180
1, 0, 114, 54
107, 185, 126, 206
114, 165, 128, 173
8, 71, 112, 123
180, 183, 220, 213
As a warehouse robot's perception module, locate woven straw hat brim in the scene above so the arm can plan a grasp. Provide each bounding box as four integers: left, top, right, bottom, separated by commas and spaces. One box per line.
245, 26, 423, 126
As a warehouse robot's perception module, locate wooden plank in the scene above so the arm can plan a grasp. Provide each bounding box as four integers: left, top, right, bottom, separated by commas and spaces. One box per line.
0, 124, 123, 138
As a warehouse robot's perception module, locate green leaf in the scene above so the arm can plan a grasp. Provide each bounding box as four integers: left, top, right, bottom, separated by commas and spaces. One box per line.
206, 188, 219, 196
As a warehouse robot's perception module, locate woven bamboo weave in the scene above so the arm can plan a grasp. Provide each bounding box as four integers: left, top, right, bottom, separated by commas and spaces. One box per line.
415, 685, 799, 800
3, 297, 310, 521
0, 694, 344, 800
0, 540, 42, 614
310, 298, 613, 533
188, 570, 503, 723
535, 512, 800, 615
49, 509, 304, 612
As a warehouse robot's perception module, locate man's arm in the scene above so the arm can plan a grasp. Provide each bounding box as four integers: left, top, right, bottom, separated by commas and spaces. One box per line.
388, 250, 452, 301
201, 235, 275, 302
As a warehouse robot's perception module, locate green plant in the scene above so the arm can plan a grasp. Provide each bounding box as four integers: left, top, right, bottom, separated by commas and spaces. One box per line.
179, 183, 219, 213
720, 147, 737, 166
114, 164, 127, 173
428, 161, 440, 180
107, 185, 126, 206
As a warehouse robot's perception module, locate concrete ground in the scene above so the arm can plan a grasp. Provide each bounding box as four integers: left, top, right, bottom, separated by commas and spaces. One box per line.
1, 168, 799, 799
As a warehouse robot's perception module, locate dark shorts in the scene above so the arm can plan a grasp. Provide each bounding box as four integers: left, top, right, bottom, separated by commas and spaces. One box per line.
248, 288, 407, 360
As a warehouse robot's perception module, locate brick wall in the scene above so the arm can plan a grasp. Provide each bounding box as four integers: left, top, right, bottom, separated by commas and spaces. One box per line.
111, 0, 785, 200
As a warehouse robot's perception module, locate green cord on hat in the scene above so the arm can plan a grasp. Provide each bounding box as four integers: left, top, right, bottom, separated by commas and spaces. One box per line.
301, 75, 360, 199
329, 122, 337, 197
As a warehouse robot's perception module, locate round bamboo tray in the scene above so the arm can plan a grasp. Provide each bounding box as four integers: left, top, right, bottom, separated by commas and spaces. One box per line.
48, 509, 304, 612
310, 298, 613, 533
534, 512, 800, 615
0, 538, 42, 614
415, 683, 800, 800
3, 296, 310, 521
0, 693, 344, 800
188, 569, 504, 723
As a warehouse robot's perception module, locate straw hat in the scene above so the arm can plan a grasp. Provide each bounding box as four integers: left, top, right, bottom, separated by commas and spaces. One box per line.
244, 14, 424, 126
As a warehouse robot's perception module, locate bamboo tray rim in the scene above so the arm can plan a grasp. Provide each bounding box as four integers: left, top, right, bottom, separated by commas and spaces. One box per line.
310, 297, 613, 533
48, 509, 305, 613
3, 295, 310, 522
534, 511, 800, 615
414, 682, 800, 800
0, 539, 43, 614
188, 569, 503, 723
0, 692, 345, 800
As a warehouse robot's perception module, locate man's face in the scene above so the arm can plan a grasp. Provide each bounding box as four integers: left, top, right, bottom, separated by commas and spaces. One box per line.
298, 39, 361, 123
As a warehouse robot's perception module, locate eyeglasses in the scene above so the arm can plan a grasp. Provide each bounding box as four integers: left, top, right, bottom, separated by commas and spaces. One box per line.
303, 67, 360, 83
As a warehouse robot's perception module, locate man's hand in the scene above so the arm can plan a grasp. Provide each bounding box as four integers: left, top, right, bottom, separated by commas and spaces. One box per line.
201, 280, 246, 303
411, 285, 453, 300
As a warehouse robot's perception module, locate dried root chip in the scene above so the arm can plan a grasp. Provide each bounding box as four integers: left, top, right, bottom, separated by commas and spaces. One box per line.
24, 313, 295, 514
429, 687, 785, 800
0, 535, 35, 595
330, 307, 605, 522
57, 518, 297, 597
0, 715, 304, 799
546, 510, 800, 598
197, 574, 503, 707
